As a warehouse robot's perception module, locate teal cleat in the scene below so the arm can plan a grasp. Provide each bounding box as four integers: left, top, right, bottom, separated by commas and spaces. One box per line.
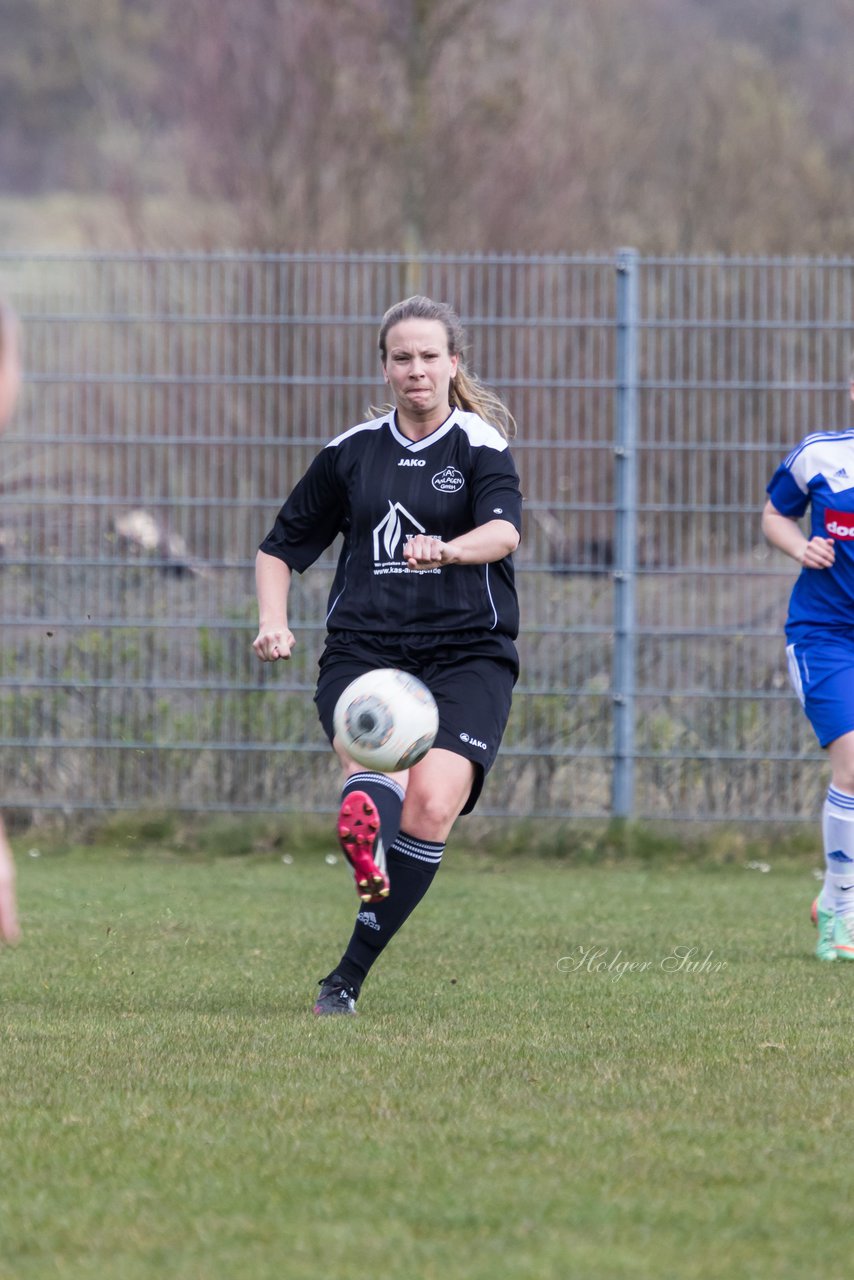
832, 913, 854, 961
814, 896, 838, 962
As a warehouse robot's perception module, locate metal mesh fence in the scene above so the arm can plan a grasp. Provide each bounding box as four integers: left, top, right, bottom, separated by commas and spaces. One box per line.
0, 250, 850, 822
630, 258, 854, 820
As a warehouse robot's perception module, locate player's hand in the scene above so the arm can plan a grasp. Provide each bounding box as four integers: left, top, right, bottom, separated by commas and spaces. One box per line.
252, 625, 296, 661
800, 536, 835, 570
403, 534, 450, 570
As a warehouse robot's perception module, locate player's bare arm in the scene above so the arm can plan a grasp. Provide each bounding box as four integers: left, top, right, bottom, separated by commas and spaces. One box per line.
253, 549, 296, 660
761, 498, 835, 570
403, 518, 519, 571
0, 830, 19, 945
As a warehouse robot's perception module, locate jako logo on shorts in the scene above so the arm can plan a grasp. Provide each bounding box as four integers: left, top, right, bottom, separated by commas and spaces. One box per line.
825, 509, 854, 539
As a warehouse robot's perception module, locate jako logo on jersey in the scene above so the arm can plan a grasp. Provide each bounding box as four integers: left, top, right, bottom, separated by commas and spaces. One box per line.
373, 500, 425, 560
825, 509, 854, 539
432, 466, 465, 493
398, 458, 426, 467
459, 731, 488, 751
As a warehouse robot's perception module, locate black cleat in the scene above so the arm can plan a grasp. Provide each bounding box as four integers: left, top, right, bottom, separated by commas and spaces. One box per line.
313, 972, 358, 1016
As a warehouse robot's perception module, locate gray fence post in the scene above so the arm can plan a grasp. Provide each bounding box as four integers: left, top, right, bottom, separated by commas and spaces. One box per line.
612, 247, 639, 819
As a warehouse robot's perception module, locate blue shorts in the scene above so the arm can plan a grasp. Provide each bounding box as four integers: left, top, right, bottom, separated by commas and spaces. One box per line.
786, 637, 854, 748
314, 630, 519, 815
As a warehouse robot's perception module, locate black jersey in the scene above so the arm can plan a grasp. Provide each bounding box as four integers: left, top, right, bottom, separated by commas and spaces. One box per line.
260, 408, 522, 637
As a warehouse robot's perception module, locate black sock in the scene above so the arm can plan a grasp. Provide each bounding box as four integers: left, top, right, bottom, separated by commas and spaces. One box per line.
341, 771, 405, 859
335, 831, 445, 995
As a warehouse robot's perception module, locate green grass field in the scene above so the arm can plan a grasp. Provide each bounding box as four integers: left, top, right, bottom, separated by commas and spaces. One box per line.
0, 838, 846, 1280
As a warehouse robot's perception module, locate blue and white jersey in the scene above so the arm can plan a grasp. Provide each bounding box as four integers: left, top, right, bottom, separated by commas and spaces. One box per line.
766, 429, 854, 640
260, 408, 522, 638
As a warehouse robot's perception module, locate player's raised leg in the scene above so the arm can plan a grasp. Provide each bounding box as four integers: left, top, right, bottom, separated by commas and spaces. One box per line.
316, 750, 473, 1015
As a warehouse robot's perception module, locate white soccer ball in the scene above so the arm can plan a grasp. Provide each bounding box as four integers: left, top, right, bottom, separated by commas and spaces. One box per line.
333, 668, 439, 772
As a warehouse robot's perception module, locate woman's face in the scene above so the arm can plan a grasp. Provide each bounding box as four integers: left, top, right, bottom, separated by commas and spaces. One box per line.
382, 318, 458, 421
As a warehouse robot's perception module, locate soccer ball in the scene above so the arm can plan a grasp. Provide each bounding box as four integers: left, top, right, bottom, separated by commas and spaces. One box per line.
333, 668, 439, 772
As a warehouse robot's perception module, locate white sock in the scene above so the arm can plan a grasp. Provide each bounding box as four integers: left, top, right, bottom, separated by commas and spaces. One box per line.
822, 786, 854, 916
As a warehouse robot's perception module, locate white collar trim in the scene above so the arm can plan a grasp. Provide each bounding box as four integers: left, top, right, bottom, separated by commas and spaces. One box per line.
389, 408, 459, 452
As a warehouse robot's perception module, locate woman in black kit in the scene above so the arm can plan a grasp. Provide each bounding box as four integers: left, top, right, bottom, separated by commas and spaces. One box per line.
253, 296, 522, 1015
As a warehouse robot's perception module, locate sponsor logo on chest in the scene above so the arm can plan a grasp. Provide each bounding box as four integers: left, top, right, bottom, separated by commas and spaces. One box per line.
398, 458, 426, 467
825, 509, 854, 539
432, 466, 465, 493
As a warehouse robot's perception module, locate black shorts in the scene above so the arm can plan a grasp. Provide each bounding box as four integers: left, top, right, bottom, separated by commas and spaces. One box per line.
314, 630, 519, 815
